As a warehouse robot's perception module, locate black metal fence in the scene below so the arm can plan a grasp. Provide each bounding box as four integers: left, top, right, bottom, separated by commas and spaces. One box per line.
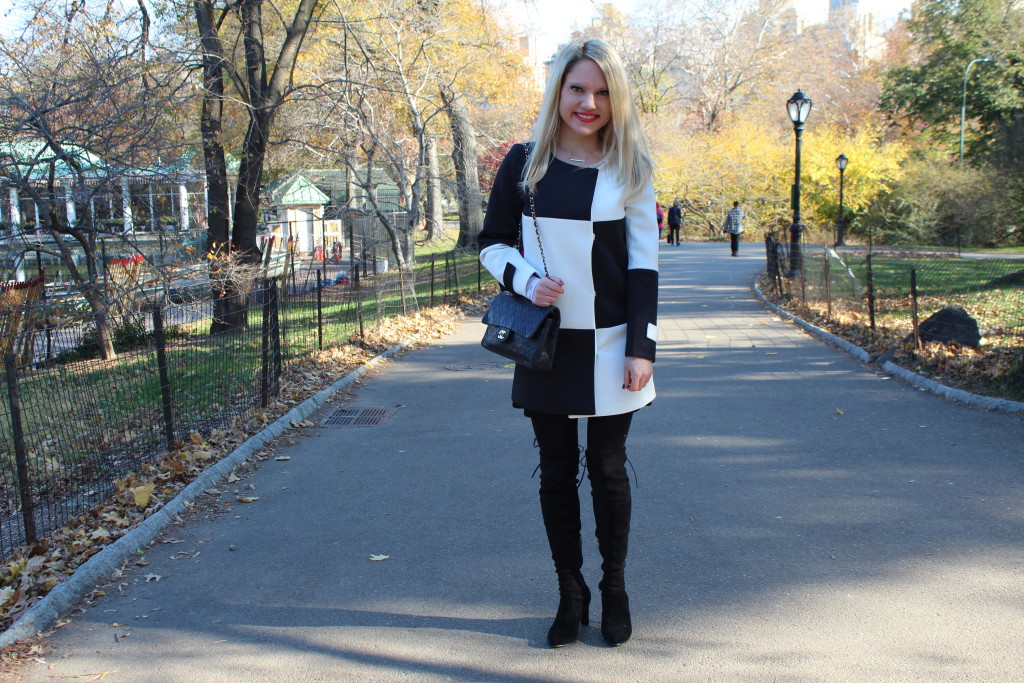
0, 248, 488, 560
764, 231, 1024, 390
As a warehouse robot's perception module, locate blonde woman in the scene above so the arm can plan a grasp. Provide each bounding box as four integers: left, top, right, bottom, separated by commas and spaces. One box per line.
478, 38, 658, 648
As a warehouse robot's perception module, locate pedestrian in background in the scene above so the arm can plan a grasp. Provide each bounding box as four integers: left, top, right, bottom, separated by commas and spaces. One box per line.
722, 200, 743, 256
667, 199, 682, 246
656, 202, 664, 241
478, 37, 658, 649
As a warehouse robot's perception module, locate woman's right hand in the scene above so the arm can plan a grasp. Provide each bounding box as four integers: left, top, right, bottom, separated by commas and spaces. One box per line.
531, 275, 564, 307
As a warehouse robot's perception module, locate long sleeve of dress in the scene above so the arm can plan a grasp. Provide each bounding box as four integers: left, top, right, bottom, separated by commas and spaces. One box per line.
624, 181, 659, 361
478, 144, 542, 297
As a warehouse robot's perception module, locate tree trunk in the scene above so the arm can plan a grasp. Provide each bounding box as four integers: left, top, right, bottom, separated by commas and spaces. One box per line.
196, 0, 243, 333
47, 227, 118, 359
425, 136, 444, 241
441, 87, 483, 249
211, 0, 318, 332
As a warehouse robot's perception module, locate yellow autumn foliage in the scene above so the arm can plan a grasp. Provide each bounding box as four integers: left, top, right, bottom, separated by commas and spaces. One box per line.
651, 111, 909, 238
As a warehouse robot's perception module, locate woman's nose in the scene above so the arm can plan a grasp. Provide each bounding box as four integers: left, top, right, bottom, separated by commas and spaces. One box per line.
580, 92, 596, 109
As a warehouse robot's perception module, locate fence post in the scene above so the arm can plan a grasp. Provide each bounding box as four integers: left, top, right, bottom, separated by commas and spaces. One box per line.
357, 293, 365, 339
444, 253, 452, 302
910, 267, 921, 349
824, 250, 832, 319
260, 281, 271, 408
866, 253, 876, 332
3, 355, 37, 544
151, 307, 175, 449
271, 279, 282, 395
477, 255, 481, 293
430, 254, 436, 306
316, 270, 323, 352
451, 250, 461, 294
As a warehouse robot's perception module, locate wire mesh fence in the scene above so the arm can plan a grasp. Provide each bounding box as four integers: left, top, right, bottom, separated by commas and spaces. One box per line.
0, 247, 488, 561
764, 231, 1024, 398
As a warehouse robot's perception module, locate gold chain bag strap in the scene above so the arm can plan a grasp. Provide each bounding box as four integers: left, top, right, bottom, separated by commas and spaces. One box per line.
480, 189, 561, 371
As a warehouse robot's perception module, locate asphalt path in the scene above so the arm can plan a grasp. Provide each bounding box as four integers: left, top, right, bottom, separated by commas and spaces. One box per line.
23, 242, 1024, 681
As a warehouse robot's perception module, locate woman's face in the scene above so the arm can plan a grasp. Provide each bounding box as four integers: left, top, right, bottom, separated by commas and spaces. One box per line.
557, 58, 611, 144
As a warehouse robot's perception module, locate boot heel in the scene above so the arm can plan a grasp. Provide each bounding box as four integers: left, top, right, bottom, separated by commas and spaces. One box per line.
579, 580, 591, 626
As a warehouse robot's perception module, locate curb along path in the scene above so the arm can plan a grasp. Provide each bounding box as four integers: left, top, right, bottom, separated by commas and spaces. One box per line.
752, 279, 1024, 413
0, 304, 482, 650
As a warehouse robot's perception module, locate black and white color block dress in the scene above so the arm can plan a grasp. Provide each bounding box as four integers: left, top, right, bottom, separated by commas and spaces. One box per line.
479, 143, 659, 418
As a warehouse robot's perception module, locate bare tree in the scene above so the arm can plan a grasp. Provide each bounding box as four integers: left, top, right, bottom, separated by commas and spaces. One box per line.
676, 0, 792, 130
190, 0, 321, 332
0, 1, 187, 359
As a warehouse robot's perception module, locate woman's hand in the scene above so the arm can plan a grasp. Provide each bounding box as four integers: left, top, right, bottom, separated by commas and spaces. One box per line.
623, 357, 653, 392
531, 275, 564, 307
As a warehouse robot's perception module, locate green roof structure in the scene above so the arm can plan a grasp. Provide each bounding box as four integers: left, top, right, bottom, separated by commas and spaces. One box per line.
266, 174, 330, 206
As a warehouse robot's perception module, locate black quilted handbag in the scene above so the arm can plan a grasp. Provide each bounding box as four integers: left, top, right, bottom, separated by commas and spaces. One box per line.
481, 291, 560, 370
481, 190, 560, 371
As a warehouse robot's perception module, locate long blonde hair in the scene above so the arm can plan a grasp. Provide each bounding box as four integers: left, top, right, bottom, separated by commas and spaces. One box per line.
522, 38, 653, 199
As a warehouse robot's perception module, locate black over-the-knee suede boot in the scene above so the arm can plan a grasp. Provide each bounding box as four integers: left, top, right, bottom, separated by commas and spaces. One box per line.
587, 431, 633, 646
537, 435, 591, 648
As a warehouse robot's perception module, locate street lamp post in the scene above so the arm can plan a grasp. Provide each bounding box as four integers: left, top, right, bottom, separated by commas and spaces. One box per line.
835, 153, 848, 247
959, 57, 992, 162
786, 90, 812, 277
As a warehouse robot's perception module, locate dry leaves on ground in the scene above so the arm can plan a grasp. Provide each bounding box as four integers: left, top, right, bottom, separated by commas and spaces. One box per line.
761, 277, 1024, 400
0, 297, 483, 640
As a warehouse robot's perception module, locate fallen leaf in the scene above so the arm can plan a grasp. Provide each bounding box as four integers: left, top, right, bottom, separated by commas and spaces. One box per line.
369, 554, 390, 561
132, 483, 156, 509
274, 456, 291, 461
836, 408, 845, 415
236, 496, 259, 503
144, 574, 162, 582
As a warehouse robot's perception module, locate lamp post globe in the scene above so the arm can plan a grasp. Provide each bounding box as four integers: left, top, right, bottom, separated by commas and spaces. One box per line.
835, 153, 848, 247
786, 90, 812, 277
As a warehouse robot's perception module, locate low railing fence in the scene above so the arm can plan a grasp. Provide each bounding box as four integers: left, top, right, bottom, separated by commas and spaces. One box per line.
0, 248, 489, 561
764, 231, 1024, 395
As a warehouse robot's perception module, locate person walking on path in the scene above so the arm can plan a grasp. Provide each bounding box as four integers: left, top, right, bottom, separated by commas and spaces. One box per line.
722, 200, 744, 256
478, 38, 658, 649
656, 202, 664, 241
667, 199, 682, 246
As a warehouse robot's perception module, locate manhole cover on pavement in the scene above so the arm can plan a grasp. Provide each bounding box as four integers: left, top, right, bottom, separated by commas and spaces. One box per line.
321, 407, 394, 427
